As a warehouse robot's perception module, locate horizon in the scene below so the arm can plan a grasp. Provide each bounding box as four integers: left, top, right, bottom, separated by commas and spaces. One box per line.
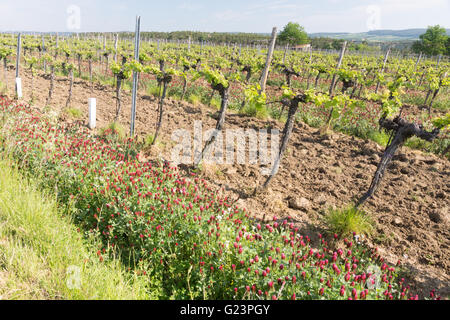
2, 27, 449, 35
0, 0, 449, 34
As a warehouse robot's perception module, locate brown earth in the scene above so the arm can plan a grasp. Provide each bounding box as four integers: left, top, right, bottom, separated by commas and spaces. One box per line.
3, 67, 450, 299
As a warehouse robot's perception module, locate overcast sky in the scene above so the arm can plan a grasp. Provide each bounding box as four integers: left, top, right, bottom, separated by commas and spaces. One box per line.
0, 0, 448, 33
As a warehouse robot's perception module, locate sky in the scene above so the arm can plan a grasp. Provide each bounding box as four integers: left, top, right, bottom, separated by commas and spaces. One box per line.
0, 0, 449, 34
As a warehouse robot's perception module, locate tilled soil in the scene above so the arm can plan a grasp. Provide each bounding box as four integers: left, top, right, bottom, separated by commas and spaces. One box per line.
4, 68, 450, 298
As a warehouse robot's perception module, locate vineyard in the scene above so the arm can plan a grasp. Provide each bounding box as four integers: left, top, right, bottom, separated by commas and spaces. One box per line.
0, 31, 449, 300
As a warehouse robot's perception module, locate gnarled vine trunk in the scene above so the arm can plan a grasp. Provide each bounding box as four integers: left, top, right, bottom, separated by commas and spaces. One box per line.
3, 58, 8, 92
242, 66, 252, 83
152, 79, 169, 146
357, 117, 440, 207
427, 72, 447, 115
181, 76, 188, 101
77, 54, 82, 76
89, 59, 93, 83
306, 72, 312, 90
282, 67, 300, 88
114, 75, 123, 121
259, 94, 306, 192
66, 69, 74, 108
314, 73, 321, 88
46, 65, 55, 106
30, 67, 34, 101
195, 85, 229, 166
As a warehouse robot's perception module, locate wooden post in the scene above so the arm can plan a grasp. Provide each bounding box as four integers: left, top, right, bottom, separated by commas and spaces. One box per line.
282, 44, 288, 64
328, 41, 347, 96
114, 33, 118, 63
375, 46, 390, 94
15, 33, 22, 78
130, 16, 141, 136
437, 54, 442, 67
42, 35, 47, 73
381, 47, 391, 71
259, 27, 277, 94
55, 33, 59, 58
414, 52, 422, 72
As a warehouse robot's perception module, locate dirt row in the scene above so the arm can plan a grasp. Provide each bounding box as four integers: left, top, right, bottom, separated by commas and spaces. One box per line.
3, 67, 449, 298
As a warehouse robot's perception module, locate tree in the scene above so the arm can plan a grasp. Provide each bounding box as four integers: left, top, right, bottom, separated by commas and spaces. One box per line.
412, 25, 448, 56
278, 22, 308, 45
446, 37, 450, 56
331, 39, 345, 50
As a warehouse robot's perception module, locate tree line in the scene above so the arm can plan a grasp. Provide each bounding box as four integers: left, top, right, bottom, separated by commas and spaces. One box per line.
74, 23, 450, 56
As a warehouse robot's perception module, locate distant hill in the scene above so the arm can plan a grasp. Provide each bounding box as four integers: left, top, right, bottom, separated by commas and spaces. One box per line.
3, 28, 450, 45
308, 28, 450, 42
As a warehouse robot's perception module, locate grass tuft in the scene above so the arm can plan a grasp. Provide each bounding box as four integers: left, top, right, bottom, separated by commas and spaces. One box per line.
323, 205, 374, 237
64, 107, 83, 119
99, 121, 126, 141
240, 103, 269, 119
187, 94, 201, 106
210, 97, 221, 109
0, 81, 6, 96
144, 133, 155, 147
147, 84, 161, 98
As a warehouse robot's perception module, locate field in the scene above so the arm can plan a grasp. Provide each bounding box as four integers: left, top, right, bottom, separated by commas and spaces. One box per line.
0, 33, 448, 300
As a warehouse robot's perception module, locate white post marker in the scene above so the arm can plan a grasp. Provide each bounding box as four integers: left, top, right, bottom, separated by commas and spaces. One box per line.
88, 98, 96, 129
15, 77, 22, 99
15, 33, 22, 98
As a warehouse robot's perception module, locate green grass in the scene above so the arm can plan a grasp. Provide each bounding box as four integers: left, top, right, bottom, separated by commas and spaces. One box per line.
187, 93, 201, 106
401, 89, 450, 113
239, 102, 269, 119
210, 97, 221, 109
144, 133, 155, 147
0, 81, 7, 96
266, 78, 285, 87
147, 84, 161, 98
404, 136, 429, 151
167, 86, 183, 100
323, 206, 374, 237
0, 159, 150, 299
64, 107, 83, 119
298, 111, 325, 128
99, 121, 126, 141
367, 130, 390, 147
122, 80, 132, 92
96, 73, 116, 88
